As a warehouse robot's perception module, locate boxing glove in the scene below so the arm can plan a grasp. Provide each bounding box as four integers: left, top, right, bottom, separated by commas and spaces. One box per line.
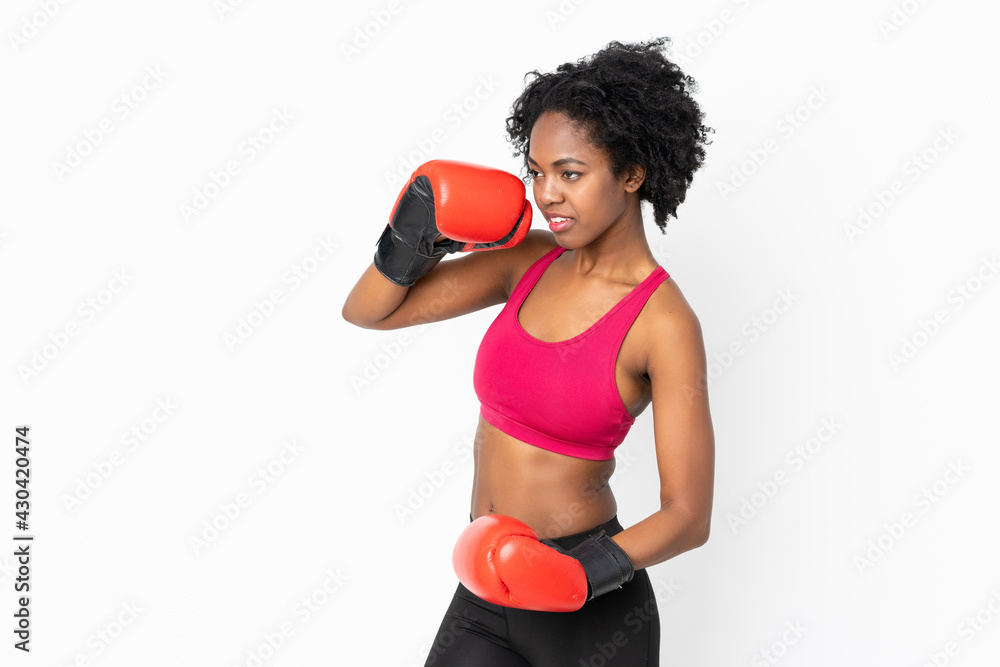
452, 514, 635, 612
373, 160, 532, 287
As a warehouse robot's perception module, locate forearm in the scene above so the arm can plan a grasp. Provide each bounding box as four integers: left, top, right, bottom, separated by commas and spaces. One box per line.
341, 261, 409, 327
342, 227, 449, 328
610, 505, 710, 571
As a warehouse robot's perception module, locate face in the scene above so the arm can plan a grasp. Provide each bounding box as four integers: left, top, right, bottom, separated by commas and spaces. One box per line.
527, 111, 642, 244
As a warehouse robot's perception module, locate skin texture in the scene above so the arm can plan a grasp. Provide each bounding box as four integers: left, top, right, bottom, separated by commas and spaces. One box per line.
470, 111, 715, 570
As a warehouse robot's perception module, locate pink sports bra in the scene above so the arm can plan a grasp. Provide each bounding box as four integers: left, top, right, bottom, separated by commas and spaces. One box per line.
473, 246, 669, 461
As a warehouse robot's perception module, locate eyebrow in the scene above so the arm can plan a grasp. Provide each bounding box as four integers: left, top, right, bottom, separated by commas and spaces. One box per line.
526, 156, 589, 167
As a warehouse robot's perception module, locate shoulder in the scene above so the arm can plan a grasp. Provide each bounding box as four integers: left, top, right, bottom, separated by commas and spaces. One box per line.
502, 230, 561, 299
637, 275, 705, 377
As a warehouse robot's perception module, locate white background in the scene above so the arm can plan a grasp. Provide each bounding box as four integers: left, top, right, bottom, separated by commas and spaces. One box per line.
2, 0, 999, 665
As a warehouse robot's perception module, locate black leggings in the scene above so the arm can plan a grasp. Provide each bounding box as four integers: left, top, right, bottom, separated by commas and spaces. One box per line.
423, 515, 660, 666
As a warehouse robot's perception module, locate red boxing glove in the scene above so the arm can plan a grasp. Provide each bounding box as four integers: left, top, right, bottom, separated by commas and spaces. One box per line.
374, 160, 532, 286
452, 514, 588, 612
398, 160, 532, 252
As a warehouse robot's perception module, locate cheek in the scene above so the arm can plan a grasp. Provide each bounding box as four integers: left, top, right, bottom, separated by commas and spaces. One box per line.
580, 199, 627, 230
584, 181, 624, 217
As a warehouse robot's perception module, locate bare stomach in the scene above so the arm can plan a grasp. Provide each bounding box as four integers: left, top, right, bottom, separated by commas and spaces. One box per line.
470, 415, 618, 540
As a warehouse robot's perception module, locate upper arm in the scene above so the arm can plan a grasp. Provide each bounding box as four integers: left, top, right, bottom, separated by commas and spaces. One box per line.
364, 229, 557, 331
646, 296, 715, 537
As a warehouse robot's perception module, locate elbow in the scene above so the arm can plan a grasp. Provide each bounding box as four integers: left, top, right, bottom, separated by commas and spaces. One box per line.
681, 511, 711, 551
691, 512, 711, 548
340, 303, 361, 327
341, 306, 362, 329
344, 318, 377, 331
341, 301, 375, 329
661, 501, 711, 550
691, 521, 710, 548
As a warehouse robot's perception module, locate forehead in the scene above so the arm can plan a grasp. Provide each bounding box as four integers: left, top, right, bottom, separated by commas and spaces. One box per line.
528, 112, 602, 164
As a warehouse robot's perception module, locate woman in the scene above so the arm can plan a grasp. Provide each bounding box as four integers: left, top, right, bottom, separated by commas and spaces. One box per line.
343, 37, 715, 666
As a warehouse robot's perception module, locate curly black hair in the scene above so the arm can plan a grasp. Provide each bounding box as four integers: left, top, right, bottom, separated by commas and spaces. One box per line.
506, 37, 713, 234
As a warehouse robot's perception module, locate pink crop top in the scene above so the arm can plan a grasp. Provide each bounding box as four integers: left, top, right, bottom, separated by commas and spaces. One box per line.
473, 246, 669, 461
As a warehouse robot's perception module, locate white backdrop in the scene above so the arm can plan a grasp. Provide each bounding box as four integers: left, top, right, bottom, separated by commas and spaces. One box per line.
2, 0, 999, 665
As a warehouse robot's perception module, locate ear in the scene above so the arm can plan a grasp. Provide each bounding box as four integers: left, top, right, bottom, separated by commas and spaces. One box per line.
623, 164, 645, 193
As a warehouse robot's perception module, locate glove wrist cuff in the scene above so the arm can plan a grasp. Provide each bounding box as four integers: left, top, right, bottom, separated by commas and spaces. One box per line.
373, 223, 444, 287
565, 531, 635, 600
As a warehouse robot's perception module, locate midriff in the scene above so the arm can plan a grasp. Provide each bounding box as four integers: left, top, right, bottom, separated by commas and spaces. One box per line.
470, 414, 618, 539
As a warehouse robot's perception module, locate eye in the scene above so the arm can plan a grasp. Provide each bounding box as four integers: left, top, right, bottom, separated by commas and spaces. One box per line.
562, 171, 580, 180
527, 169, 541, 180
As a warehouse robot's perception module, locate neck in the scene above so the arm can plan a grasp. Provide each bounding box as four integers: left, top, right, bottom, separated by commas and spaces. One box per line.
564, 197, 658, 283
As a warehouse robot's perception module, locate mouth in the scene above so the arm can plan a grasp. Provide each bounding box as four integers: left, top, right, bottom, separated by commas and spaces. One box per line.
546, 215, 574, 233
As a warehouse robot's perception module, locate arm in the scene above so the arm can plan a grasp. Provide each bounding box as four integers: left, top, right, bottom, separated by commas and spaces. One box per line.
610, 301, 716, 570
341, 159, 535, 329
342, 229, 556, 330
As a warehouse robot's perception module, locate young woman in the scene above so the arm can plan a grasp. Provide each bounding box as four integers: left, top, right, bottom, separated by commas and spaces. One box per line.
343, 37, 715, 666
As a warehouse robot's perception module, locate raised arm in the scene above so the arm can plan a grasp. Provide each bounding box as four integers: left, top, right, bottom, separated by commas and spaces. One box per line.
343, 230, 557, 330
342, 159, 535, 330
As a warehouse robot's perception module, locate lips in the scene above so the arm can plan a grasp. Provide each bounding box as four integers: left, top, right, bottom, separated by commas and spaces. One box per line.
546, 213, 574, 232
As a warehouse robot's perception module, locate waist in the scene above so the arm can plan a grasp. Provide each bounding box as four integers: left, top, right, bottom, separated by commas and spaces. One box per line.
472, 413, 619, 535
468, 512, 624, 552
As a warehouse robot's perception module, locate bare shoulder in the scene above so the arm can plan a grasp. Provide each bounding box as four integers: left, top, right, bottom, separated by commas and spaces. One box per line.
501, 229, 561, 299
637, 275, 705, 376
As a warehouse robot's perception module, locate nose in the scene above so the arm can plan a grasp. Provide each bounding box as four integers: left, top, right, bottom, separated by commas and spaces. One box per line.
534, 173, 563, 208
